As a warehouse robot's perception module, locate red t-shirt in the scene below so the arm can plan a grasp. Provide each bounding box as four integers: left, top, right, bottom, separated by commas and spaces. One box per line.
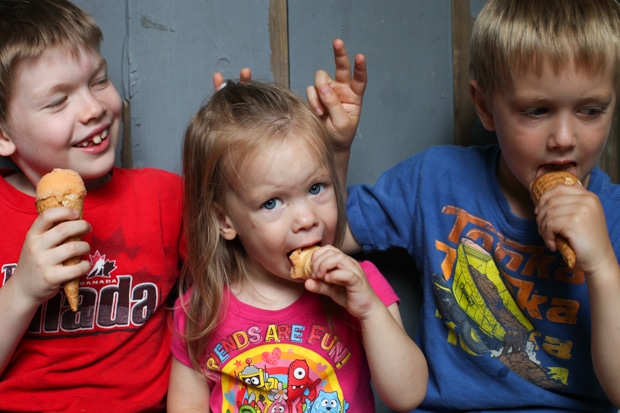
0, 167, 184, 413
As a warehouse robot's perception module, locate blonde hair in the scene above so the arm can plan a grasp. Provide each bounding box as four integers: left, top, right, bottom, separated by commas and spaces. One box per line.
181, 80, 347, 370
0, 0, 103, 123
470, 0, 620, 95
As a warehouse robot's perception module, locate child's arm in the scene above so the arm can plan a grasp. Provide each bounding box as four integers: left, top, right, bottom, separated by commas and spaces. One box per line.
0, 208, 90, 374
306, 39, 367, 255
535, 183, 620, 404
167, 357, 210, 413
305, 245, 428, 411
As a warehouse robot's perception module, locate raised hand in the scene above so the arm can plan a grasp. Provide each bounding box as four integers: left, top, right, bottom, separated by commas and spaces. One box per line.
306, 39, 367, 152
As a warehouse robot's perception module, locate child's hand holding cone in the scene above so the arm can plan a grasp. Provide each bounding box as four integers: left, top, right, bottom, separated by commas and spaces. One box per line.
35, 168, 87, 311
530, 171, 580, 268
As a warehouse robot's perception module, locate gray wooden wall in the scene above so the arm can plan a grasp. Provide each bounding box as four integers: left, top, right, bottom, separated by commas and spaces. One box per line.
73, 0, 456, 186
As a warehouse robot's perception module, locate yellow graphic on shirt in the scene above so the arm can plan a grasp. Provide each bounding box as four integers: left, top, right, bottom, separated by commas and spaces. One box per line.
217, 344, 348, 413
433, 237, 568, 388
454, 238, 534, 341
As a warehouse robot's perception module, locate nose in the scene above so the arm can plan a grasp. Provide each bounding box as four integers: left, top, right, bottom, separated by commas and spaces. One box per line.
547, 112, 576, 151
78, 89, 106, 123
291, 201, 319, 233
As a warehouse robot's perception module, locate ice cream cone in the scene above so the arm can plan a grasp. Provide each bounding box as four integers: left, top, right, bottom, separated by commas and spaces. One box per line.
289, 246, 320, 280
36, 169, 86, 311
530, 171, 580, 268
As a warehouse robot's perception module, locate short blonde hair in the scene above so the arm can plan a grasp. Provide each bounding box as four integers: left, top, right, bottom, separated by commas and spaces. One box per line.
470, 0, 620, 95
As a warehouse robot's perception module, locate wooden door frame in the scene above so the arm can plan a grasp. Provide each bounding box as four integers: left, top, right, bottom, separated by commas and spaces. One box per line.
269, 0, 289, 88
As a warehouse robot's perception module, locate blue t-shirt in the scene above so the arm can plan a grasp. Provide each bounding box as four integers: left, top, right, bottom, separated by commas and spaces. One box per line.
347, 144, 620, 412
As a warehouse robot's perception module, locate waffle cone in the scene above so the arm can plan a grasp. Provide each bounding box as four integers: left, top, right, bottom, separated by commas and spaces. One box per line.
530, 171, 580, 205
35, 169, 86, 312
289, 246, 320, 280
35, 194, 84, 215
530, 171, 580, 268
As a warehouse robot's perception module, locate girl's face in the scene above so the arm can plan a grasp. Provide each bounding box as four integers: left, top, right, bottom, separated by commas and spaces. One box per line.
475, 59, 616, 218
0, 45, 122, 191
219, 138, 338, 282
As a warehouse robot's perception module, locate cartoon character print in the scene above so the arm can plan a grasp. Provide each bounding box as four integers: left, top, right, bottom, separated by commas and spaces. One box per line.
288, 359, 321, 413
433, 237, 567, 389
218, 344, 348, 412
237, 358, 280, 392
267, 397, 290, 413
236, 392, 265, 413
305, 390, 349, 413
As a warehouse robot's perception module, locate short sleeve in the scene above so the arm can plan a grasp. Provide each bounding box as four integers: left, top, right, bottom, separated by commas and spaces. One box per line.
359, 260, 399, 307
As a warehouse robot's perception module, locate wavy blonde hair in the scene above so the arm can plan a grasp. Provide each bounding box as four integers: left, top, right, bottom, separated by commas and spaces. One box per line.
181, 80, 347, 370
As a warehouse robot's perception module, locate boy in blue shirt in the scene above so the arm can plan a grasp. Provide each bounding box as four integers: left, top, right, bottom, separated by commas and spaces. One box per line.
308, 0, 620, 411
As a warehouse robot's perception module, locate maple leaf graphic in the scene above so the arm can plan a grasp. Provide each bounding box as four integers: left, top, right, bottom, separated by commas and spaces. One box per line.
86, 250, 118, 278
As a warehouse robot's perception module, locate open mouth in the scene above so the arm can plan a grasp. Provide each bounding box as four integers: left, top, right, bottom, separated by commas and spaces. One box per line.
76, 128, 109, 147
536, 163, 577, 179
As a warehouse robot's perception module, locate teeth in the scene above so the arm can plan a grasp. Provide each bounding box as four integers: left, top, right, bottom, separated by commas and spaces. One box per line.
77, 128, 108, 147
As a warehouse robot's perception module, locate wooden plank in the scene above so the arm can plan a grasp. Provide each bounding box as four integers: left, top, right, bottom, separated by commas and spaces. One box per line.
451, 0, 477, 146
269, 0, 289, 88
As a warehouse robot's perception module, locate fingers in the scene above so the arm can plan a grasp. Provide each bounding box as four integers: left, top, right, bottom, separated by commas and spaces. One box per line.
310, 245, 365, 286
30, 208, 91, 270
212, 72, 226, 91
239, 67, 252, 83
213, 68, 253, 91
306, 84, 325, 116
311, 70, 347, 120
332, 38, 367, 96
16, 212, 91, 303
351, 52, 368, 97
332, 38, 352, 84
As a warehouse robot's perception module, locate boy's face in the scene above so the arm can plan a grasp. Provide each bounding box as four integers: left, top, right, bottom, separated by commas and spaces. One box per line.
218, 139, 338, 283
0, 46, 122, 187
475, 60, 616, 213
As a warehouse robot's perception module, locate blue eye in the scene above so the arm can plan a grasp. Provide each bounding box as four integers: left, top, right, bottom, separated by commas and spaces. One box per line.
262, 198, 282, 210
309, 183, 324, 195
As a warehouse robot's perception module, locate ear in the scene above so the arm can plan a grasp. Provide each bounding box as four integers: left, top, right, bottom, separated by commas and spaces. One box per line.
469, 80, 495, 132
0, 124, 16, 157
217, 207, 238, 241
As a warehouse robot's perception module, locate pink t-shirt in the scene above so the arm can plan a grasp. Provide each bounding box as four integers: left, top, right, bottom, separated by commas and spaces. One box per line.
172, 260, 398, 413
